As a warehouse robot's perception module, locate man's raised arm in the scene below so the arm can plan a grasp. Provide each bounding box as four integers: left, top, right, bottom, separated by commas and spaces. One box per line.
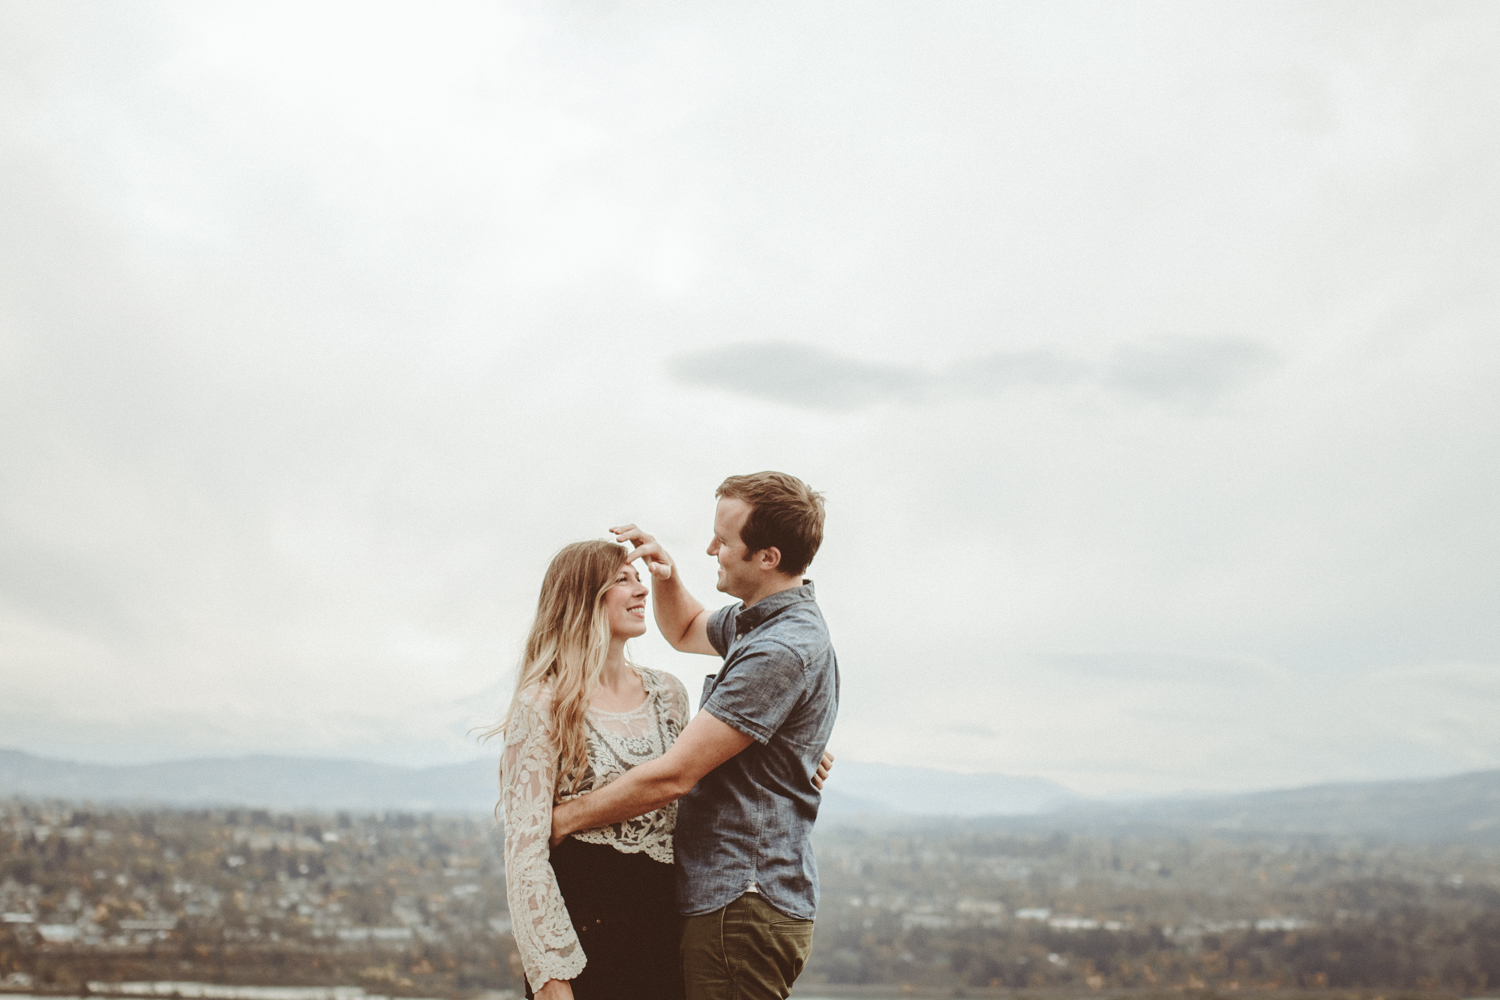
610, 524, 715, 655
551, 708, 754, 844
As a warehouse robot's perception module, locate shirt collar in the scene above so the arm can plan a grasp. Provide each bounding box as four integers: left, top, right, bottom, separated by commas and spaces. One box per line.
734, 579, 816, 637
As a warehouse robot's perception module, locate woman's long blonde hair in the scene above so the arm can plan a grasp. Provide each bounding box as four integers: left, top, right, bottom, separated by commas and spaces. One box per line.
483, 539, 630, 796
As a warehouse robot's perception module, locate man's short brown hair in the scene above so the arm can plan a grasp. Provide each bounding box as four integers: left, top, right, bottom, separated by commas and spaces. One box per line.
716, 471, 826, 577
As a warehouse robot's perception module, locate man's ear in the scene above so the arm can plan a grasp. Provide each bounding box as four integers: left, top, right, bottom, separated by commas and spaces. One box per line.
757, 546, 783, 573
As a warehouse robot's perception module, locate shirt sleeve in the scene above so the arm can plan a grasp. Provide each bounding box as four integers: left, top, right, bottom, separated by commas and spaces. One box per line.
705, 603, 737, 657
701, 639, 807, 744
501, 690, 586, 992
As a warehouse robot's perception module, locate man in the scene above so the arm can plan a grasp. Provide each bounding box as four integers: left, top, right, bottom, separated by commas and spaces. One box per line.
549, 471, 839, 1000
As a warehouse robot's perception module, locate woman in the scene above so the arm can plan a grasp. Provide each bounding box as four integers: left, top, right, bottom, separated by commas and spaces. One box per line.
489, 540, 690, 999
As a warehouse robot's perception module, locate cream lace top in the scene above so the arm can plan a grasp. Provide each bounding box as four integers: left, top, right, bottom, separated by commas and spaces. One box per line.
501, 667, 691, 992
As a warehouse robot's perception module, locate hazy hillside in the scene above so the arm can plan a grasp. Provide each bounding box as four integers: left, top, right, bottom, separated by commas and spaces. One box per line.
0, 749, 1077, 818
0, 749, 500, 813
818, 762, 1079, 817
5, 748, 1499, 843
1036, 768, 1500, 844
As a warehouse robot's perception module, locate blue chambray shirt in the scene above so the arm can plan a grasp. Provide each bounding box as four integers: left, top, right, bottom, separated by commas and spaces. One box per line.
674, 580, 840, 920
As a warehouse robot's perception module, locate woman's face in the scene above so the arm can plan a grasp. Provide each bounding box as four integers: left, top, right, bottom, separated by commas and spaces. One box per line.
602, 561, 649, 640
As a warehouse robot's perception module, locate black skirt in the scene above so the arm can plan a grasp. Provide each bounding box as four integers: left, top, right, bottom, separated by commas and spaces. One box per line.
524, 837, 685, 1000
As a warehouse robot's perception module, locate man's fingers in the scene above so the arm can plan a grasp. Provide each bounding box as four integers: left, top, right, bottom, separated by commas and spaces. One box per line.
612, 525, 673, 579
619, 540, 673, 580
625, 540, 663, 563
610, 524, 654, 547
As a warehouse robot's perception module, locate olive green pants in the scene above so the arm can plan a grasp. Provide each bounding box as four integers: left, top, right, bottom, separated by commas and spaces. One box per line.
681, 893, 815, 1000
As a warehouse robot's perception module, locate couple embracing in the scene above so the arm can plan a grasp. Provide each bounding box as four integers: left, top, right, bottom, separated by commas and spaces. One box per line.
492, 471, 840, 1000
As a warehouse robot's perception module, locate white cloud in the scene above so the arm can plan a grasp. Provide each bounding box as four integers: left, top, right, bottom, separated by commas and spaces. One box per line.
1, 2, 1497, 794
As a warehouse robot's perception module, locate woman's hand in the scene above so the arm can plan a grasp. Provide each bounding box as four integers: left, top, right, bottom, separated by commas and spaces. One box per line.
813, 750, 835, 790
535, 979, 575, 1000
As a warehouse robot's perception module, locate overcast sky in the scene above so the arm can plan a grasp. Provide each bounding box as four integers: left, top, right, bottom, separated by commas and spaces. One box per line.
2, 2, 1497, 796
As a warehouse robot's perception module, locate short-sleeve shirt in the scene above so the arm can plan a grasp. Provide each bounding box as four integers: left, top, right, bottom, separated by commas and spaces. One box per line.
674, 580, 840, 920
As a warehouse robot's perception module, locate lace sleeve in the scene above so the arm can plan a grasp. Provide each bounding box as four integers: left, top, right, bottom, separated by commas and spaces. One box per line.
502, 689, 586, 992
664, 671, 692, 732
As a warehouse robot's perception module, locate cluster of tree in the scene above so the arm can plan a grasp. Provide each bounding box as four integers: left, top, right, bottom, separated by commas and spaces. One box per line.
2, 921, 519, 995
804, 908, 1500, 991
5, 802, 1500, 996
0, 803, 523, 994
802, 824, 1500, 993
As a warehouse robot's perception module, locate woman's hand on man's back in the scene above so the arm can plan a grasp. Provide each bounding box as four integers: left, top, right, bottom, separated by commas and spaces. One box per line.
813, 750, 834, 790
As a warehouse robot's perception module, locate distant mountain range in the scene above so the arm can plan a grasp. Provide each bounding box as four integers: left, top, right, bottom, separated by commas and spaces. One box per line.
0, 748, 501, 814
3, 747, 1498, 844
818, 762, 1079, 817
0, 749, 1069, 818
1031, 768, 1500, 845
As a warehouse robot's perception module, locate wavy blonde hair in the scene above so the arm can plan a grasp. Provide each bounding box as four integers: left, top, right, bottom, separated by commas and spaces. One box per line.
483, 539, 630, 797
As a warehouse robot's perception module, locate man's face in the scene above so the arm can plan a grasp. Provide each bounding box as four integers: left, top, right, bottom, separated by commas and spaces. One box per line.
707, 497, 758, 599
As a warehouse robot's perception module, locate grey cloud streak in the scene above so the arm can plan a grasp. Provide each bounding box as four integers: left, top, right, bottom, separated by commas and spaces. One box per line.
1105, 337, 1279, 402
670, 342, 931, 410
670, 336, 1276, 411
